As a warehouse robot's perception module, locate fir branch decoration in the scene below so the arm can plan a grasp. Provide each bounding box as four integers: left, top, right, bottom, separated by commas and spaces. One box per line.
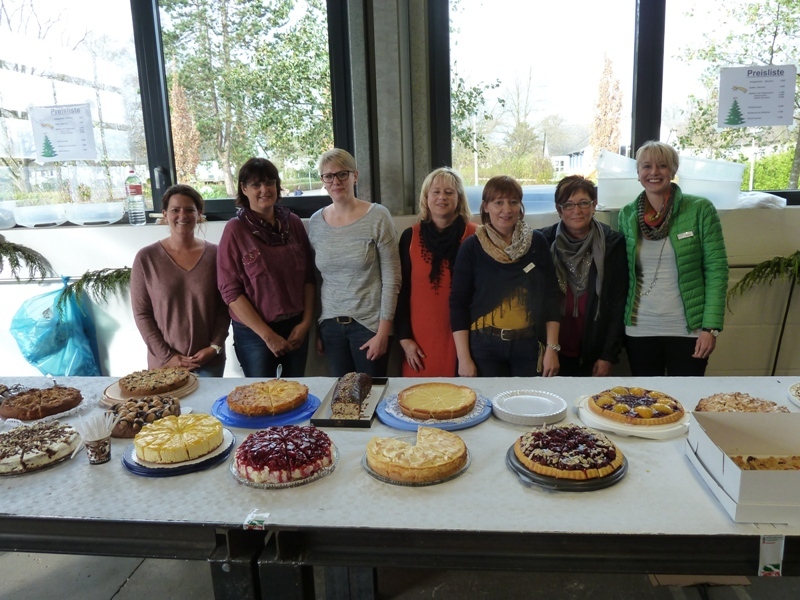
727, 251, 800, 311
57, 267, 132, 313
0, 240, 53, 281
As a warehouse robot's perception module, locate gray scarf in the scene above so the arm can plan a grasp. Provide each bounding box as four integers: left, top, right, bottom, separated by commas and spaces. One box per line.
551, 219, 605, 318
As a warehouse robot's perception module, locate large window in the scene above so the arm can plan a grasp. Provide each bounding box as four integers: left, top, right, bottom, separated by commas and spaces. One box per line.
449, 0, 635, 188
664, 0, 800, 192
0, 0, 149, 220
159, 0, 333, 205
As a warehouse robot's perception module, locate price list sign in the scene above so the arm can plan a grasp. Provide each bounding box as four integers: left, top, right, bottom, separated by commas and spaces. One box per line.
29, 103, 97, 162
718, 65, 796, 128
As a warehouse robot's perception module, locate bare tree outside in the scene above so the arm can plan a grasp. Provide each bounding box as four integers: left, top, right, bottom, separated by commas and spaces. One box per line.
589, 56, 623, 161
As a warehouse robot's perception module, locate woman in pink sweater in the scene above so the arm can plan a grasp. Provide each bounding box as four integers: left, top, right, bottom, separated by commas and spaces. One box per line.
130, 184, 230, 376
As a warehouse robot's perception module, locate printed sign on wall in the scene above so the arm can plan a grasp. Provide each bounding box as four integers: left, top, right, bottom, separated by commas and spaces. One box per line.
29, 103, 97, 162
718, 65, 796, 128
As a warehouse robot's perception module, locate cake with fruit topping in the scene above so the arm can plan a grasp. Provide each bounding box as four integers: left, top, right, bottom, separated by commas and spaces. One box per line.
0, 421, 81, 474
133, 414, 224, 464
366, 426, 468, 484
514, 423, 623, 480
397, 382, 476, 420
234, 425, 335, 484
588, 386, 684, 426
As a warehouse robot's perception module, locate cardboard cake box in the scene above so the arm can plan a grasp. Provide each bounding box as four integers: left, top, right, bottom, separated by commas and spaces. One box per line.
685, 412, 800, 525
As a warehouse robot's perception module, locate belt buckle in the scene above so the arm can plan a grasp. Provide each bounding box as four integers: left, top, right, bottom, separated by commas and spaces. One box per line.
500, 328, 511, 341
336, 316, 353, 325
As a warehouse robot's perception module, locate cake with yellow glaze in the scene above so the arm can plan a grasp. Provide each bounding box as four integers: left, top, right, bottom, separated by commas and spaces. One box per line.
227, 379, 308, 417
133, 414, 224, 464
365, 426, 468, 483
397, 382, 476, 420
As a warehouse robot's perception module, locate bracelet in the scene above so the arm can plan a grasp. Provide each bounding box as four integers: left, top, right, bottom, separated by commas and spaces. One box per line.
546, 342, 561, 352
210, 344, 223, 354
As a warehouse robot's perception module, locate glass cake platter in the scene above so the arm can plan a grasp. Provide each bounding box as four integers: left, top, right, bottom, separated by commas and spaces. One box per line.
376, 394, 492, 431
211, 394, 320, 428
506, 445, 627, 492
575, 395, 690, 440
361, 434, 471, 487
121, 429, 234, 477
0, 382, 92, 424
789, 382, 800, 409
230, 445, 339, 489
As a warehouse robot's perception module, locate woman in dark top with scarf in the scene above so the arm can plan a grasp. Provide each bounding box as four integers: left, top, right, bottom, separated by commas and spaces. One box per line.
450, 175, 562, 377
396, 167, 477, 376
217, 158, 315, 377
539, 176, 628, 376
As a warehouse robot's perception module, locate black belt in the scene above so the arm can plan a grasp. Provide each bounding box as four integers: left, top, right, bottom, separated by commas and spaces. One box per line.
476, 325, 536, 341
335, 316, 353, 325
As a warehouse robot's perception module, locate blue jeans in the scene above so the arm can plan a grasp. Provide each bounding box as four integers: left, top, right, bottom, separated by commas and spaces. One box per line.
232, 316, 309, 378
319, 318, 390, 377
469, 330, 541, 377
193, 353, 226, 378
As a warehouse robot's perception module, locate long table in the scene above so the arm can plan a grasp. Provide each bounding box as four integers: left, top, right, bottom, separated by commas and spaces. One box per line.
1, 376, 799, 599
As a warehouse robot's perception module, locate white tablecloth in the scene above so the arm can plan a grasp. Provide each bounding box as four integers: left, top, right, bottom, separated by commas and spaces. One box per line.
2, 375, 799, 537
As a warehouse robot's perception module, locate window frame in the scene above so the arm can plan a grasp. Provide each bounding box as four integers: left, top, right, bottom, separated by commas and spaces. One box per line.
127, 0, 798, 215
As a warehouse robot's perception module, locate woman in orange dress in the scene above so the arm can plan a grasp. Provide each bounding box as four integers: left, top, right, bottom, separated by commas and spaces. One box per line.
395, 167, 477, 376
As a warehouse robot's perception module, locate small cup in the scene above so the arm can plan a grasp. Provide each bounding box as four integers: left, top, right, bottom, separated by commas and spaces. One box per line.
85, 436, 111, 465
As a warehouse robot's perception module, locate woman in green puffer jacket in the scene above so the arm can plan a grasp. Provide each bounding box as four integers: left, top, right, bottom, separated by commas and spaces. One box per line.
619, 141, 728, 376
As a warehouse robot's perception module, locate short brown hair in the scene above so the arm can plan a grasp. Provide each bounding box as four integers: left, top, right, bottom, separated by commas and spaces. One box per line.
417, 167, 471, 223
161, 184, 204, 213
479, 175, 524, 225
554, 175, 597, 206
636, 141, 679, 178
237, 158, 281, 208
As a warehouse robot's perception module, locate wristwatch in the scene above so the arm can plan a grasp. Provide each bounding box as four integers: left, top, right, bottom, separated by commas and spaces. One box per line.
210, 344, 223, 354
546, 342, 561, 352
702, 328, 720, 337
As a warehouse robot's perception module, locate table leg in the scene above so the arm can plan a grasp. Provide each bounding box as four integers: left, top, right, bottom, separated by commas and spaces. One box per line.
208, 529, 266, 600
323, 566, 376, 600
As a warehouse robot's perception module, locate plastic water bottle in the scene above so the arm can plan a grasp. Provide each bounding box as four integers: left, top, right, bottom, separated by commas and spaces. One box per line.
124, 169, 147, 226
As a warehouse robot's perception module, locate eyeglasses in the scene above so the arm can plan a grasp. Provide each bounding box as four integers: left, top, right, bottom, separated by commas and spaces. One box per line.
246, 180, 277, 189
321, 170, 354, 183
560, 200, 593, 212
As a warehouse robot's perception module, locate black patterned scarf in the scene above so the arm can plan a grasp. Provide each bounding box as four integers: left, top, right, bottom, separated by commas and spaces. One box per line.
419, 218, 467, 289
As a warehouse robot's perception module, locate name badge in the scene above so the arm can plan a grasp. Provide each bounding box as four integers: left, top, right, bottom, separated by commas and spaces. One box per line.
677, 231, 694, 240
523, 263, 535, 273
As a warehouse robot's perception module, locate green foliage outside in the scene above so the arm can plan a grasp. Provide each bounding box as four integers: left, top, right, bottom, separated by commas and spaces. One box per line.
678, 0, 800, 189
161, 0, 334, 196
742, 150, 794, 190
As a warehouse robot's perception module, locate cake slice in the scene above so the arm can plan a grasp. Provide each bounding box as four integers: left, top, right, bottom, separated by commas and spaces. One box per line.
330, 372, 373, 419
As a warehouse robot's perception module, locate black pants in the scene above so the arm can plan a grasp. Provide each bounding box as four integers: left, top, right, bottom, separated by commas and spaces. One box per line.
558, 355, 593, 377
625, 336, 708, 377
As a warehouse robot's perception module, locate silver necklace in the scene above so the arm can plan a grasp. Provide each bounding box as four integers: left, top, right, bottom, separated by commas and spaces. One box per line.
640, 239, 668, 297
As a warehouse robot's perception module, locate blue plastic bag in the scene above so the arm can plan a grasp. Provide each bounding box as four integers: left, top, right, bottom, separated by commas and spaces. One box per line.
10, 278, 101, 376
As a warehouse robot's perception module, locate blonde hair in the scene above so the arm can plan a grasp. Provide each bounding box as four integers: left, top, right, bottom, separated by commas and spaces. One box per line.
636, 141, 679, 178
318, 148, 357, 174
417, 167, 472, 223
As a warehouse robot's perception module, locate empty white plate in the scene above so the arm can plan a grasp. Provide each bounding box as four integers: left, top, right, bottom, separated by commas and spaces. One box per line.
492, 390, 567, 426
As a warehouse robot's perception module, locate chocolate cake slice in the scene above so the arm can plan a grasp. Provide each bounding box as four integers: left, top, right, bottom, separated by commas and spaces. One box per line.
330, 372, 372, 419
